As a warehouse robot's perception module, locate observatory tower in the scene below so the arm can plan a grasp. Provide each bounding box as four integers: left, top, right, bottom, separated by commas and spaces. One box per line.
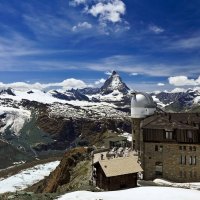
130, 91, 157, 157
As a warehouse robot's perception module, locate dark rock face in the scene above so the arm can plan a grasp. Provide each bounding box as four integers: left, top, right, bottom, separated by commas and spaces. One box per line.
35, 113, 131, 151
0, 88, 16, 96
100, 71, 130, 95
78, 87, 100, 95
52, 89, 90, 101
37, 115, 78, 142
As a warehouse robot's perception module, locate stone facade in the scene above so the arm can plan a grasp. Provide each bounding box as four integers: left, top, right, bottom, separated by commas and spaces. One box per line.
143, 142, 200, 182
131, 118, 143, 152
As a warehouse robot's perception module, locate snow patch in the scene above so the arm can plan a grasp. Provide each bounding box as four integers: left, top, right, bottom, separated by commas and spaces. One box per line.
0, 161, 60, 193
120, 132, 132, 142
154, 178, 200, 190
56, 187, 200, 200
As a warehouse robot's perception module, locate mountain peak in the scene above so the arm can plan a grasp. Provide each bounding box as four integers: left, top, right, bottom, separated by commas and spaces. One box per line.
100, 71, 130, 95
112, 70, 117, 75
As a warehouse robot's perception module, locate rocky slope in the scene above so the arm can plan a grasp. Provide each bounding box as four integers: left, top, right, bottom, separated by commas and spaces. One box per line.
32, 147, 89, 193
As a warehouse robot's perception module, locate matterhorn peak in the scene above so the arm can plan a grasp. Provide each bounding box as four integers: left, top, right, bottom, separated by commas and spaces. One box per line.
100, 71, 130, 95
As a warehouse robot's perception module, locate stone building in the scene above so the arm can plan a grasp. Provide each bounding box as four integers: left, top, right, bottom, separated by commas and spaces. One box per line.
130, 91, 200, 182
141, 113, 200, 182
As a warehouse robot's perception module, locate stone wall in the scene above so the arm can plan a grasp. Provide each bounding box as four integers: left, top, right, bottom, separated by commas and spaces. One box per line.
143, 142, 200, 182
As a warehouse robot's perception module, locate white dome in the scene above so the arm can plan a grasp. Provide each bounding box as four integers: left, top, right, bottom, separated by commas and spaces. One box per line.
131, 92, 157, 118
131, 93, 156, 108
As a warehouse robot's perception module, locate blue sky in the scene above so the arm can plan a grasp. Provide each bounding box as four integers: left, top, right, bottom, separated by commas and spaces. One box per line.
0, 0, 200, 92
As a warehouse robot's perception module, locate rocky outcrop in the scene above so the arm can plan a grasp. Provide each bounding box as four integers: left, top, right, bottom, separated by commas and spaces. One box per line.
35, 147, 88, 193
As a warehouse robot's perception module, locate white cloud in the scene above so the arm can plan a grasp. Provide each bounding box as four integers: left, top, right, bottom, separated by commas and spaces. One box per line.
170, 88, 187, 93
88, 0, 126, 23
157, 83, 165, 86
70, 0, 128, 35
168, 76, 200, 86
0, 78, 87, 91
169, 36, 200, 50
149, 24, 164, 34
131, 73, 139, 76
105, 71, 112, 75
95, 78, 106, 85
56, 78, 87, 90
69, 0, 86, 6
72, 21, 92, 32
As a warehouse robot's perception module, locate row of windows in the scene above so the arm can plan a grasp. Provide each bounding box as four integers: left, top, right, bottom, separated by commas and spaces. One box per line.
179, 146, 196, 151
155, 145, 197, 152
164, 130, 193, 140
180, 155, 197, 165
180, 171, 197, 178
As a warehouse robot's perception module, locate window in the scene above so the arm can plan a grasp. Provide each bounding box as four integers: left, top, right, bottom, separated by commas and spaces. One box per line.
188, 156, 196, 165
179, 146, 182, 150
189, 156, 192, 165
183, 146, 186, 151
193, 146, 196, 151
180, 155, 186, 165
159, 146, 163, 152
187, 131, 192, 138
189, 146, 192, 151
155, 162, 163, 176
187, 131, 193, 141
155, 145, 163, 152
165, 131, 173, 139
193, 156, 197, 165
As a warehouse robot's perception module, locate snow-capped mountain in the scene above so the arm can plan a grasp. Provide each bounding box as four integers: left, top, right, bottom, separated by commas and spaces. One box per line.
152, 88, 200, 111
86, 71, 130, 103
100, 71, 130, 95
50, 89, 90, 101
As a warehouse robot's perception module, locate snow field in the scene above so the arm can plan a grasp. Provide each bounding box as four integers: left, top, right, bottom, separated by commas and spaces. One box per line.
0, 161, 60, 193
56, 187, 200, 200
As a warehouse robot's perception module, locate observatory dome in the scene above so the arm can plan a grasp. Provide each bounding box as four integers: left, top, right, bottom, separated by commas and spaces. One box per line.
131, 92, 157, 118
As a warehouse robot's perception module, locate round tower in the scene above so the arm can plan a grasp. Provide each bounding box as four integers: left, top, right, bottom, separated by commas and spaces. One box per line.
130, 91, 157, 154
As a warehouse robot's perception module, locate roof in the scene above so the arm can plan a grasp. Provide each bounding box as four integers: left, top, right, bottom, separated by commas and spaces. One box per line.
142, 113, 199, 130
95, 157, 143, 177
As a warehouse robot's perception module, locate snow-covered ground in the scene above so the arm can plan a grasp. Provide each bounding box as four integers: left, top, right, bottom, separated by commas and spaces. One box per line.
49, 101, 128, 119
152, 95, 171, 108
154, 178, 200, 190
56, 187, 200, 200
0, 106, 31, 135
120, 132, 132, 142
0, 161, 60, 193
88, 90, 124, 102
0, 89, 66, 104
